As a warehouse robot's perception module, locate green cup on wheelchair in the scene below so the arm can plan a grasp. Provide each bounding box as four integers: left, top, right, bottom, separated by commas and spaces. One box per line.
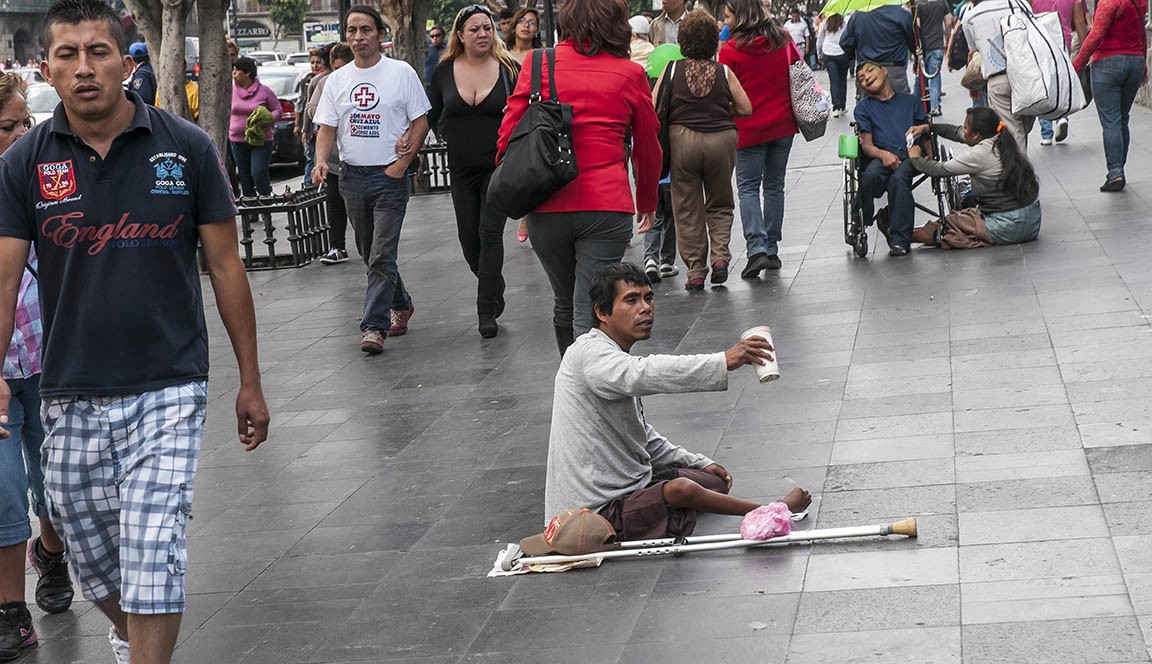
838, 134, 858, 160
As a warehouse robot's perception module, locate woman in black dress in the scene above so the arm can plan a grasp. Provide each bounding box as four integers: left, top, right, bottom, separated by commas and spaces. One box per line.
428, 5, 519, 338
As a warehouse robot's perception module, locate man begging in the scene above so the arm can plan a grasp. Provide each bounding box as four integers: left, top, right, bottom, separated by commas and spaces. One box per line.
542, 263, 810, 540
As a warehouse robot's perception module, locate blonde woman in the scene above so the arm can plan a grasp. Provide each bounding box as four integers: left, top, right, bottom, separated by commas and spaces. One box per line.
428, 5, 520, 338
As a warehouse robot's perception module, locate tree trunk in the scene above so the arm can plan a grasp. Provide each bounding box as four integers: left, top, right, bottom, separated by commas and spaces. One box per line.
381, 0, 435, 77
198, 0, 232, 158
158, 0, 193, 119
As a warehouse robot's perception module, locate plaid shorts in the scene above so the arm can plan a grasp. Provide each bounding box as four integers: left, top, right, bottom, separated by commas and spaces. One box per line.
41, 381, 207, 614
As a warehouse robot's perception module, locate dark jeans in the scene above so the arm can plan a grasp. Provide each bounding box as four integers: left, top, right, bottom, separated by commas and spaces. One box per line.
450, 166, 507, 315
229, 141, 272, 197
340, 164, 414, 333
325, 170, 349, 252
1091, 54, 1144, 179
643, 184, 677, 266
526, 210, 632, 335
859, 157, 916, 248
735, 135, 793, 258
824, 53, 851, 111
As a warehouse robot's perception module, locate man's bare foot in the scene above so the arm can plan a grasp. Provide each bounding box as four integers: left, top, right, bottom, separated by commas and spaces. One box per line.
780, 487, 812, 514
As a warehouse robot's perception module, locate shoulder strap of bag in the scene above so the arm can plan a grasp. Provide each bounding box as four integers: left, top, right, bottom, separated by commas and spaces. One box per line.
530, 48, 544, 102
545, 48, 559, 102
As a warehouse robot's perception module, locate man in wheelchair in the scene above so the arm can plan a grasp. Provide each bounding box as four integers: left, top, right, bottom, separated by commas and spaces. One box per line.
853, 62, 931, 257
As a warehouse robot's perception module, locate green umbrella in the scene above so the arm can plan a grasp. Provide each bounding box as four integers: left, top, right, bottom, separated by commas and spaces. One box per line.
820, 0, 903, 17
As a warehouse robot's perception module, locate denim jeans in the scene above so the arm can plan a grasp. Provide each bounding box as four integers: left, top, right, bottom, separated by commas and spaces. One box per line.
922, 49, 944, 111
735, 136, 794, 258
859, 156, 916, 248
1091, 54, 1144, 179
644, 184, 677, 266
229, 141, 272, 197
301, 136, 316, 189
0, 374, 46, 548
526, 210, 632, 335
340, 165, 414, 333
824, 53, 852, 111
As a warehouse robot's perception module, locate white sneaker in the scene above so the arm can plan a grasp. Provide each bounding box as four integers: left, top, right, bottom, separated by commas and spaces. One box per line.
1040, 138, 1053, 146
319, 247, 349, 265
1054, 117, 1069, 142
108, 627, 130, 664
644, 258, 660, 282
658, 263, 679, 278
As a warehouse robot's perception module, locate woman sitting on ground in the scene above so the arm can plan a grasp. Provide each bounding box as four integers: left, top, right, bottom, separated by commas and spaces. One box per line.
908, 107, 1041, 249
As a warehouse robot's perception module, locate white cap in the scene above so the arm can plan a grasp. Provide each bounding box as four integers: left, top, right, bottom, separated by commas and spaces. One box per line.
628, 16, 651, 35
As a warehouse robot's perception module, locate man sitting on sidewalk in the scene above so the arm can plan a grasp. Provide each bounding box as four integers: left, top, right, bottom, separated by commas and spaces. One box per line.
541, 263, 811, 540
854, 62, 931, 257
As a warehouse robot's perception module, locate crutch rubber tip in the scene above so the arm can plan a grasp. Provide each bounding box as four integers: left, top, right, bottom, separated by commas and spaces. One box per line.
890, 518, 918, 538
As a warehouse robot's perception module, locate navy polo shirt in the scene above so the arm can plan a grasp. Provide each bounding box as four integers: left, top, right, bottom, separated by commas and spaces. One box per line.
854, 92, 927, 154
0, 91, 237, 397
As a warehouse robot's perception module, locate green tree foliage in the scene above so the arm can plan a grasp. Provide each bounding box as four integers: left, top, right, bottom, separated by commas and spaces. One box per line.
269, 0, 309, 36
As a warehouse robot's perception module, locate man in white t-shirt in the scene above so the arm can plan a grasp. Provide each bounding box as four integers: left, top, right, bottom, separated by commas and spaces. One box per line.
313, 5, 431, 355
784, 8, 812, 58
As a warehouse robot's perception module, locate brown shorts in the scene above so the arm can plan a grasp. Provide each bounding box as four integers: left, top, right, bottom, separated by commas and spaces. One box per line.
597, 467, 729, 541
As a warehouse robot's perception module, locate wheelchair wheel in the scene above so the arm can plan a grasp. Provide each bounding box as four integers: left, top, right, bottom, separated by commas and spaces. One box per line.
854, 229, 869, 257
932, 144, 954, 219
843, 157, 859, 245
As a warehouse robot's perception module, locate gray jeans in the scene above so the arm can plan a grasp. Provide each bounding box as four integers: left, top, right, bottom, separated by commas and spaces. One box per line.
526, 210, 632, 335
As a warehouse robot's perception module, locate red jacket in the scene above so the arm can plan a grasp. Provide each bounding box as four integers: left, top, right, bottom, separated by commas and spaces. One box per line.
496, 41, 661, 214
1073, 0, 1148, 70
718, 36, 799, 149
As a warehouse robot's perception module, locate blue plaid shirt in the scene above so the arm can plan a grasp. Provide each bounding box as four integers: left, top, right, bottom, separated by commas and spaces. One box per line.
3, 247, 41, 380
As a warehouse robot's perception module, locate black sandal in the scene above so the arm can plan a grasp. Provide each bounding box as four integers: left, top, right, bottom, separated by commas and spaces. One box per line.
1100, 177, 1126, 192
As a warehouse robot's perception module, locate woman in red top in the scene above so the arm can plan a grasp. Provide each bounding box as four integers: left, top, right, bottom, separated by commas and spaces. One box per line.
496, 0, 661, 355
719, 0, 801, 277
1073, 0, 1148, 191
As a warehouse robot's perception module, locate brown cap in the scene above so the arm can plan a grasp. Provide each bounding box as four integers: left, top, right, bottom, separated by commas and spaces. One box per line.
519, 508, 621, 556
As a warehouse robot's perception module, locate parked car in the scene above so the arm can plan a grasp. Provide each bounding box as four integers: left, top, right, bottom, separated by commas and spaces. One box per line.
26, 83, 60, 126
284, 52, 311, 67
246, 51, 284, 65
186, 36, 199, 79
13, 67, 45, 87
255, 65, 308, 165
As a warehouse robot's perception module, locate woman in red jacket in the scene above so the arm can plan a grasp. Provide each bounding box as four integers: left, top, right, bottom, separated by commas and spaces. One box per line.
496, 0, 661, 355
719, 0, 800, 277
1073, 0, 1148, 192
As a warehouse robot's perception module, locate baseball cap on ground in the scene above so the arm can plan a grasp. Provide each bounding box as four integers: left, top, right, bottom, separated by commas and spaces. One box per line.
519, 508, 621, 556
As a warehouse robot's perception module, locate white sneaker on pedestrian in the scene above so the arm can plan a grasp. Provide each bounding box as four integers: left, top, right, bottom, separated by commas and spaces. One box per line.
658, 263, 679, 278
1054, 117, 1069, 142
644, 258, 661, 282
108, 627, 130, 664
319, 247, 349, 265
1040, 138, 1053, 146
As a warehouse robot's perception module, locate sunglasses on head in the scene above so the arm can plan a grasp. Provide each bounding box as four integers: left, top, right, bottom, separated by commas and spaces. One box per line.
456, 4, 494, 31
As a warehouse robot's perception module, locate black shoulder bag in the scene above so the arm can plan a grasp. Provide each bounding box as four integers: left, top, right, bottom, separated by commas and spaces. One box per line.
487, 48, 578, 219
653, 61, 677, 180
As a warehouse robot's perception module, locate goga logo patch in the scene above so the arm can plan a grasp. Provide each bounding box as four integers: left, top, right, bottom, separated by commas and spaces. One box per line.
38, 160, 76, 201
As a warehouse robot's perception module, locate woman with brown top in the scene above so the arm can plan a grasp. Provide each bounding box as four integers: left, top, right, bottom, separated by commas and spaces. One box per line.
653, 11, 752, 290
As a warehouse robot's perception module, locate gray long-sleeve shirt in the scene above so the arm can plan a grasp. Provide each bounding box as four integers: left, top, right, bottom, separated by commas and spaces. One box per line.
910, 123, 1035, 212
543, 328, 727, 524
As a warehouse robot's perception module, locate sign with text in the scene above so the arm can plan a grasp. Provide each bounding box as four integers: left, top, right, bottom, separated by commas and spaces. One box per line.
304, 22, 342, 48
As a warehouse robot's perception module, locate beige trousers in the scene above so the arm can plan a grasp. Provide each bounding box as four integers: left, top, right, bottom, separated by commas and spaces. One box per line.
669, 125, 738, 280
986, 74, 1035, 154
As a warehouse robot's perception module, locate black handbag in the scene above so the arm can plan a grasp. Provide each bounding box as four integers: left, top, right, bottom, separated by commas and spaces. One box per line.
653, 61, 676, 179
947, 23, 970, 72
487, 48, 577, 219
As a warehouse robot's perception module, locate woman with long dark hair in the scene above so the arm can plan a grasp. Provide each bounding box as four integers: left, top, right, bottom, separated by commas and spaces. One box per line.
908, 107, 1041, 249
817, 13, 851, 117
495, 0, 661, 354
719, 0, 801, 277
1072, 0, 1148, 192
505, 7, 543, 63
429, 5, 520, 338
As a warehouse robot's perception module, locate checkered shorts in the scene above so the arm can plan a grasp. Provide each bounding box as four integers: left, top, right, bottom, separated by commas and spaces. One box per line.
40, 381, 206, 614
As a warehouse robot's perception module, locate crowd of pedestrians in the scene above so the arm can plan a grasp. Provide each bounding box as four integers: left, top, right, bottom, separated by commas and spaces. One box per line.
0, 0, 1148, 661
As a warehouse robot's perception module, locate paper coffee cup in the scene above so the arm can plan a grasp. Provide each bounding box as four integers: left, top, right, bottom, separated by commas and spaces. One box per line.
740, 325, 780, 383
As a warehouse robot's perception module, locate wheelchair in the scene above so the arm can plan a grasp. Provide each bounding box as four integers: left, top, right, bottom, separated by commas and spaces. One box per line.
840, 123, 962, 258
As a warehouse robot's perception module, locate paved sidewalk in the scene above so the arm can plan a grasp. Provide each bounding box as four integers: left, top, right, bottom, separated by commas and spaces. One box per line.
16, 74, 1152, 663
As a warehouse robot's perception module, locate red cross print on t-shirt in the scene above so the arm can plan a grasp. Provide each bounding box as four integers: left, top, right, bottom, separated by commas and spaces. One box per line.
353, 84, 378, 110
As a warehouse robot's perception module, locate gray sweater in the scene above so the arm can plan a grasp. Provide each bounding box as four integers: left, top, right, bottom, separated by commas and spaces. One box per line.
910, 123, 1036, 213
543, 328, 727, 524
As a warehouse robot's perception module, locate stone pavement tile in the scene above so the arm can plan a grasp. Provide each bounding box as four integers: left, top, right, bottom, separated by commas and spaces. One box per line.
953, 404, 1077, 433
842, 373, 954, 400
500, 561, 662, 609
244, 550, 404, 592
192, 500, 342, 538
416, 508, 541, 550
712, 439, 833, 471
1096, 471, 1152, 503
960, 538, 1121, 583
469, 601, 645, 652
734, 466, 828, 506
803, 548, 958, 591
1087, 445, 1152, 473
1060, 360, 1152, 384
817, 485, 956, 524
619, 637, 789, 664
1044, 310, 1151, 332
629, 594, 801, 642
834, 411, 954, 442
954, 425, 1084, 456
1115, 536, 1152, 573
809, 513, 957, 553
1037, 287, 1142, 318
787, 626, 960, 663
962, 576, 1133, 625
1074, 398, 1152, 427
1124, 573, 1152, 615
646, 550, 810, 598
1068, 377, 1152, 404
958, 505, 1110, 545
1081, 422, 1152, 449
954, 449, 1089, 483
961, 617, 1148, 664
949, 348, 1058, 374
312, 611, 492, 661
829, 433, 954, 464
720, 420, 838, 447
950, 318, 1048, 341
951, 365, 1065, 392
825, 458, 955, 491
1106, 501, 1152, 536
951, 332, 1053, 358
285, 523, 434, 556
837, 393, 953, 420
793, 584, 959, 633
957, 476, 1100, 512
175, 621, 327, 663
1139, 616, 1152, 660
846, 357, 951, 381
466, 646, 623, 664
952, 384, 1070, 411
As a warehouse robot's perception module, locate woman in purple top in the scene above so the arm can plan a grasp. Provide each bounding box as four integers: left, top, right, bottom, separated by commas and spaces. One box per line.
228, 56, 282, 198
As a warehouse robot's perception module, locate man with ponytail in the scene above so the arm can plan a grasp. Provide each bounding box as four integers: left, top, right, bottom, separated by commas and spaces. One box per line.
908, 107, 1042, 248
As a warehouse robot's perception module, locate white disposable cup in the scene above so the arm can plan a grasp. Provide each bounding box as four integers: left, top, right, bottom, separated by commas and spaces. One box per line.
740, 325, 780, 383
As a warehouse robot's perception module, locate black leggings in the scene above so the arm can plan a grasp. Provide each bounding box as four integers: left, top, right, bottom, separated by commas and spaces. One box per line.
449, 166, 507, 312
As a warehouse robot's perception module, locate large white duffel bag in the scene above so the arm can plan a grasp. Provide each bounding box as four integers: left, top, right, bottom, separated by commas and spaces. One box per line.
1001, 2, 1085, 119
